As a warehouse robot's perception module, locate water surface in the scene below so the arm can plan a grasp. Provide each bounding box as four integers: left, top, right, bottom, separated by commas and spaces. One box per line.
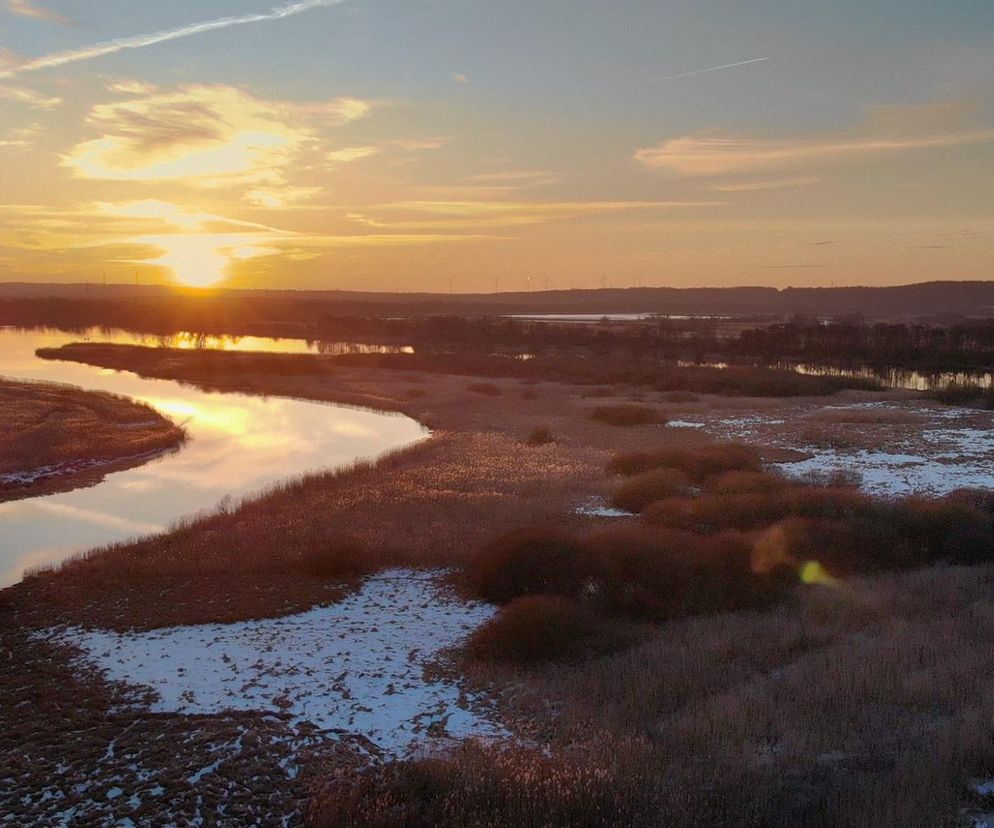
0, 329, 427, 586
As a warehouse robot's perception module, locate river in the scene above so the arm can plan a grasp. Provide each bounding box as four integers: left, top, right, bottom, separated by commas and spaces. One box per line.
0, 328, 427, 586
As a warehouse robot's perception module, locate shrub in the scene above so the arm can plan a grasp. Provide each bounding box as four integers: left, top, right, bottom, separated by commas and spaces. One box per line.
611, 468, 692, 513
468, 382, 501, 396
526, 425, 554, 445
585, 526, 789, 621
607, 443, 761, 482
467, 528, 593, 604
590, 404, 665, 427
707, 470, 787, 495
467, 596, 606, 663
932, 381, 984, 405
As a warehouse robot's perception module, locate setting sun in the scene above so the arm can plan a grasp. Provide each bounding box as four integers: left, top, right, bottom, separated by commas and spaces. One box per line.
148, 237, 228, 287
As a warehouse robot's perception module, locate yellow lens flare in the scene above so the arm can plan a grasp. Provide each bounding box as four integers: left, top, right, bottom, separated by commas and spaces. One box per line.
798, 560, 840, 588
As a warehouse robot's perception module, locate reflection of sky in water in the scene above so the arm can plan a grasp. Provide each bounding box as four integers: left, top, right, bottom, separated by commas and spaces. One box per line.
0, 329, 427, 586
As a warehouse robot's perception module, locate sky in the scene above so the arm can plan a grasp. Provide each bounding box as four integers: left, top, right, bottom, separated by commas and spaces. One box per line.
0, 0, 992, 292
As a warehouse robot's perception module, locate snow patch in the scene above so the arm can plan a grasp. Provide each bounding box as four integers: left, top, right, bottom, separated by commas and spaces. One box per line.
49, 570, 505, 759
575, 497, 632, 518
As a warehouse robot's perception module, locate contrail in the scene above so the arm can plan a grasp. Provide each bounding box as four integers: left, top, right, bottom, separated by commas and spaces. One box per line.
636, 57, 771, 86
0, 0, 349, 79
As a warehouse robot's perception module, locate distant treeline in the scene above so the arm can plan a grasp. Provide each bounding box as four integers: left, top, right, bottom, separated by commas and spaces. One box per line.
4, 296, 994, 372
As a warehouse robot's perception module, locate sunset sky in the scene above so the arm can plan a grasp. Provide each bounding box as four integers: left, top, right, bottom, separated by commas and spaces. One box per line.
1, 0, 992, 292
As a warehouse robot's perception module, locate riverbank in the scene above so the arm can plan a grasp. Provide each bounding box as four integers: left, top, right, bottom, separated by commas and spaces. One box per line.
0, 377, 185, 503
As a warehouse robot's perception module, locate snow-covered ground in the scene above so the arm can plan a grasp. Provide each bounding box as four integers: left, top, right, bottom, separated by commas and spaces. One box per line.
48, 570, 505, 760
673, 401, 994, 497
575, 496, 632, 518
0, 445, 173, 488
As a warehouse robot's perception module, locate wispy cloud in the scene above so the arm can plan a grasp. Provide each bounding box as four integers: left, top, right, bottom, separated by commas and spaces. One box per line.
709, 176, 821, 192
0, 0, 349, 79
637, 105, 994, 176
349, 200, 724, 230
0, 82, 61, 108
635, 57, 770, 86
6, 0, 69, 25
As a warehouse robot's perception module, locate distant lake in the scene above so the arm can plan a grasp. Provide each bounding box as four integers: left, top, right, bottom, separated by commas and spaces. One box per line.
507, 313, 731, 323
0, 328, 427, 586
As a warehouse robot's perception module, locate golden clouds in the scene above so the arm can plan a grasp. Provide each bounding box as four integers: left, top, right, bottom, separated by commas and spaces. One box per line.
62, 85, 371, 184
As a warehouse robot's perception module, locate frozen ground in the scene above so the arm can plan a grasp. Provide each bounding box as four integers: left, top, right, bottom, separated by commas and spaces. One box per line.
672, 401, 994, 497
48, 570, 505, 760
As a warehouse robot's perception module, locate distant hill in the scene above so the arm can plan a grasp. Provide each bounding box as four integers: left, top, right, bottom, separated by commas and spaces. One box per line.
2, 280, 994, 319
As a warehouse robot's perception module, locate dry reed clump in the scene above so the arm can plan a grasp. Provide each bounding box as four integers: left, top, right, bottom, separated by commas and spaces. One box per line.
931, 381, 994, 407
807, 407, 926, 425
798, 425, 857, 450
587, 525, 790, 622
611, 467, 693, 513
467, 528, 593, 604
590, 404, 665, 427
464, 523, 792, 663
607, 442, 761, 481
467, 596, 613, 664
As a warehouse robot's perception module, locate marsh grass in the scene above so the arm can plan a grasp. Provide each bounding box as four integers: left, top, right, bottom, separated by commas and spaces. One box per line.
0, 378, 185, 480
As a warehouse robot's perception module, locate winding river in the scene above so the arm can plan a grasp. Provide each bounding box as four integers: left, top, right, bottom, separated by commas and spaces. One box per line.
0, 328, 428, 587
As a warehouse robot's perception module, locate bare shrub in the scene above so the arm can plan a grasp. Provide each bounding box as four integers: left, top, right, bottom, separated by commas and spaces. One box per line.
611, 468, 692, 513
808, 407, 925, 425
590, 404, 665, 427
467, 596, 610, 663
467, 528, 592, 604
587, 526, 790, 621
707, 469, 787, 495
468, 382, 501, 396
607, 442, 761, 481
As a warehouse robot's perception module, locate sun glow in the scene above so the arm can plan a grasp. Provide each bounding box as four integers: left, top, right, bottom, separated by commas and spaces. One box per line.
151, 237, 228, 287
